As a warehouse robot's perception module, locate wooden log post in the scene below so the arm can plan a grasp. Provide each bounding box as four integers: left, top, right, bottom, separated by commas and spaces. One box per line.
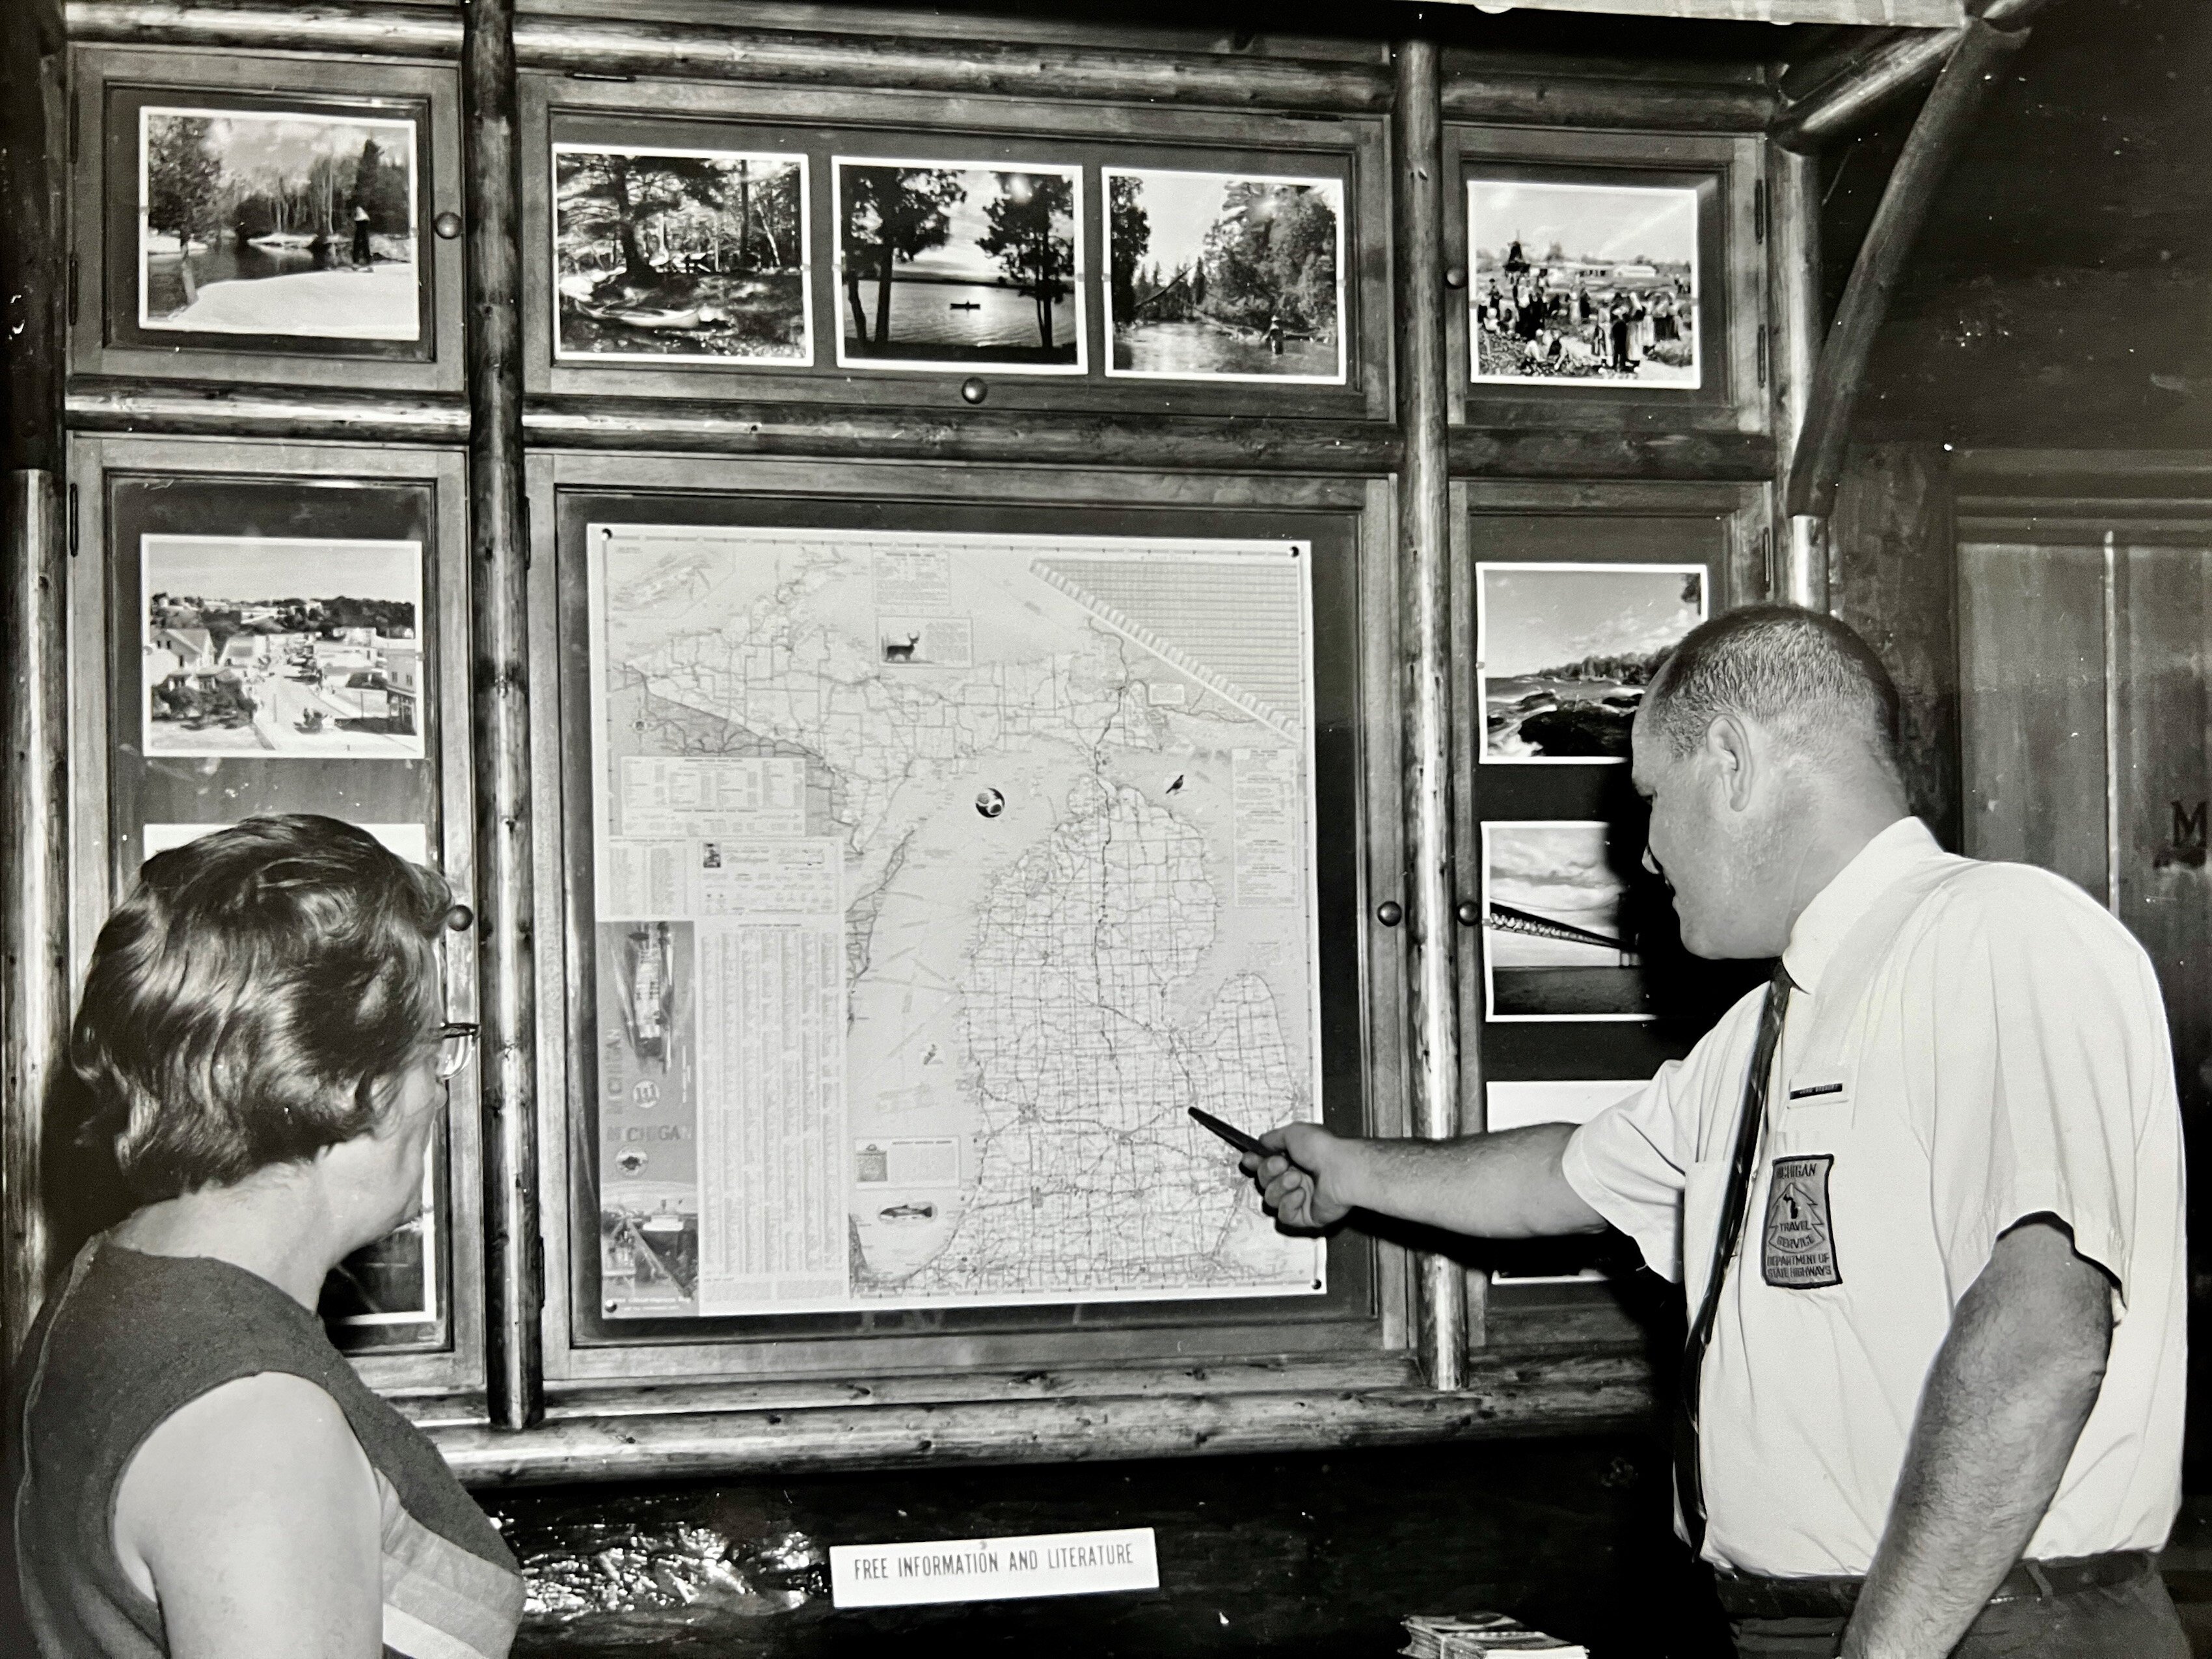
463, 0, 542, 1432
1, 0, 68, 1354
1773, 0, 2062, 150
1767, 146, 1827, 606
1783, 16, 2031, 528
1392, 37, 1467, 1392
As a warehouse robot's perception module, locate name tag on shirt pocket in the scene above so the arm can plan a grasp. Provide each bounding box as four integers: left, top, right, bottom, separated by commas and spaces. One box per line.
1782, 1066, 1853, 1129
1763, 1153, 1842, 1289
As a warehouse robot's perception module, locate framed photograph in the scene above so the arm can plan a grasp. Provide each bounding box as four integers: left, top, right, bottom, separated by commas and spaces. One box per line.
1477, 562, 1708, 763
1103, 168, 1345, 385
141, 535, 426, 761
833, 157, 1085, 374
1481, 820, 1651, 1023
139, 105, 422, 341
552, 144, 811, 366
1468, 178, 1700, 388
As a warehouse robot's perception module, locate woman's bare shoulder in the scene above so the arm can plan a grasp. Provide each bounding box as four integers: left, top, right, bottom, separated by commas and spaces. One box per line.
113, 1371, 379, 1604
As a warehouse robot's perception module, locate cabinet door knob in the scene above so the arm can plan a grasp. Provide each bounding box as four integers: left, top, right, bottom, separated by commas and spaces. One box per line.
444, 903, 476, 932
1455, 899, 1481, 928
1375, 900, 1404, 927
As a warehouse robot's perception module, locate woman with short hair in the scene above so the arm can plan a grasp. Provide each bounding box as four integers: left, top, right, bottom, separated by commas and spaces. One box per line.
8, 815, 523, 1659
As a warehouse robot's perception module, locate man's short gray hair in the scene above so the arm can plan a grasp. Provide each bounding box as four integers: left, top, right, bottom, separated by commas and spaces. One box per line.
1642, 604, 1902, 773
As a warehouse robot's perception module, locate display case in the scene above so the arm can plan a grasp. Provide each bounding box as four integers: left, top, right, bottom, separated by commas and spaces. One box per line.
66, 433, 487, 1407
70, 47, 468, 398
520, 75, 1394, 424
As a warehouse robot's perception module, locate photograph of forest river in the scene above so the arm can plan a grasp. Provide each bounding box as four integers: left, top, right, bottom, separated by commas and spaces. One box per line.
1107, 170, 1343, 381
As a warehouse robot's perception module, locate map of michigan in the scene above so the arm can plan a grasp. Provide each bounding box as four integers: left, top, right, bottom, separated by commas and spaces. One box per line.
588, 527, 1324, 1313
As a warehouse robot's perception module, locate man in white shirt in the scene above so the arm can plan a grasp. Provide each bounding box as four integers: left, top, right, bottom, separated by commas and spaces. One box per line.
1248, 606, 2187, 1658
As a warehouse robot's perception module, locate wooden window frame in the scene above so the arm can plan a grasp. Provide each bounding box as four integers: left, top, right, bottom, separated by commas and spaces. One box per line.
64, 433, 489, 1416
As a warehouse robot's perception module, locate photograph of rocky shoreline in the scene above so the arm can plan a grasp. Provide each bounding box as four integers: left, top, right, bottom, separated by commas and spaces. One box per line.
1477, 562, 1707, 762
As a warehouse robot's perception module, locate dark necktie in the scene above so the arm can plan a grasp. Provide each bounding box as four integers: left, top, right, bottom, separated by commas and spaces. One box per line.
1675, 960, 1794, 1557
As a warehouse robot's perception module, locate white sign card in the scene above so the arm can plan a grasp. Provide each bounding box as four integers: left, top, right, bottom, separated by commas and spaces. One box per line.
830, 1528, 1160, 1608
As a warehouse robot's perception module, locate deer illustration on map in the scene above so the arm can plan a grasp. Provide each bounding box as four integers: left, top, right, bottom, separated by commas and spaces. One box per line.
882, 630, 922, 663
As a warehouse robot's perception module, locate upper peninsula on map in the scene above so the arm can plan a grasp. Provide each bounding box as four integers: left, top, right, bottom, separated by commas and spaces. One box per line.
594, 527, 1325, 1309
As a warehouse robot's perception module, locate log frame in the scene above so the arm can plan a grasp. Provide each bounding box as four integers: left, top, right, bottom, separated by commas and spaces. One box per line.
464, 0, 545, 1433
1392, 36, 1468, 1390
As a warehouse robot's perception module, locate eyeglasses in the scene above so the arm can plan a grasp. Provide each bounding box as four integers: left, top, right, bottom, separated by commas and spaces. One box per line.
433, 1021, 479, 1081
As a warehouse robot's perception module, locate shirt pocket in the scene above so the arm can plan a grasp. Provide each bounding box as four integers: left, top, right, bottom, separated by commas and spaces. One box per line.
1775, 1064, 1855, 1146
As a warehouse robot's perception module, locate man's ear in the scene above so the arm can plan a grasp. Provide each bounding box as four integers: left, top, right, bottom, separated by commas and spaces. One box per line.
1705, 712, 1759, 813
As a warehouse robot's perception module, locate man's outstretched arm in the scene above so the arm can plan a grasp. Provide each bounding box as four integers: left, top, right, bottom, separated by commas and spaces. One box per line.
1242, 1121, 1610, 1237
1841, 1217, 2115, 1659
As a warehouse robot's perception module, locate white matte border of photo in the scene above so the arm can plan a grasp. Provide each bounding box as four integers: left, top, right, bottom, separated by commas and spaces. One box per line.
1100, 166, 1348, 386
1475, 560, 1710, 767
548, 142, 813, 368
1485, 1079, 1641, 1283
1465, 176, 1701, 390
137, 104, 421, 339
141, 533, 427, 761
830, 155, 1088, 377
1479, 817, 1652, 1025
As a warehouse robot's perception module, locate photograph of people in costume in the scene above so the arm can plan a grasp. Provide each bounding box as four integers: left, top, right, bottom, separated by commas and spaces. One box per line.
138, 105, 420, 340
1468, 178, 1699, 387
1105, 168, 1345, 383
835, 158, 1083, 373
553, 144, 810, 364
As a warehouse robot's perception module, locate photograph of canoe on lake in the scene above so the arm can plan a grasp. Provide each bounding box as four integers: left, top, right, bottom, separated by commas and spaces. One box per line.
553, 145, 809, 364
142, 535, 425, 760
139, 106, 418, 340
1478, 562, 1708, 762
1481, 821, 1651, 1022
1468, 179, 1699, 386
1105, 169, 1344, 383
835, 158, 1083, 372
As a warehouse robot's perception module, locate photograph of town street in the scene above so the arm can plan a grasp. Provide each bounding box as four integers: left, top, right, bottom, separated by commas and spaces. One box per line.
1105, 169, 1344, 383
142, 535, 426, 759
553, 144, 809, 364
139, 105, 420, 340
836, 159, 1083, 371
1468, 178, 1699, 386
1477, 562, 1708, 762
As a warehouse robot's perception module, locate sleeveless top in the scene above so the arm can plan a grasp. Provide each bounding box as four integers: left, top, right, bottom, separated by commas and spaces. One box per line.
8, 1237, 524, 1659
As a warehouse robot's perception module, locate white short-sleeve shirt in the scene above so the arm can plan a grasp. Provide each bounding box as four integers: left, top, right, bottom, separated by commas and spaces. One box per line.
1561, 816, 2185, 1576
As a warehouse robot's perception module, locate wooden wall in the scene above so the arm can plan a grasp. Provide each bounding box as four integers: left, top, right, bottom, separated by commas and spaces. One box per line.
1834, 0, 2211, 451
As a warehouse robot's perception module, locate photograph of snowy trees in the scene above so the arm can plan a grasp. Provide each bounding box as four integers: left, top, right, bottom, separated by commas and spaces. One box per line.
835, 159, 1083, 373
138, 106, 419, 340
1105, 169, 1344, 383
553, 145, 809, 364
